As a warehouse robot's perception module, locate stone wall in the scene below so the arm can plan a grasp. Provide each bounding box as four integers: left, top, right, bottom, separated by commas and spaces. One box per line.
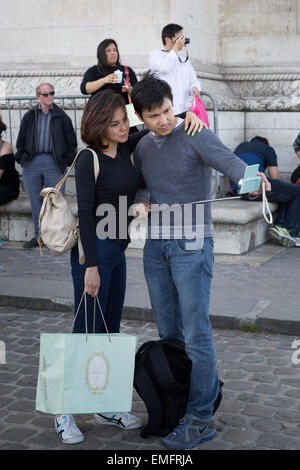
1, 0, 300, 177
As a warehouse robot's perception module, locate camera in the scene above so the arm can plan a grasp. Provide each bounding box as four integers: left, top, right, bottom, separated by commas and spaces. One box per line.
184, 37, 190, 45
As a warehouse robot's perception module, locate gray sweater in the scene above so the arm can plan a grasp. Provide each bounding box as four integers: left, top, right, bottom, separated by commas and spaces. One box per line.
134, 121, 247, 239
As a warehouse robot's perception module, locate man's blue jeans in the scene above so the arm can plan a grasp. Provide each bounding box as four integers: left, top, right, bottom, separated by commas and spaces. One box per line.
22, 154, 65, 239
143, 237, 220, 421
71, 238, 126, 334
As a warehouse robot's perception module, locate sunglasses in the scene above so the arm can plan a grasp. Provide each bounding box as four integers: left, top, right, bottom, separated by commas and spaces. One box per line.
39, 91, 55, 97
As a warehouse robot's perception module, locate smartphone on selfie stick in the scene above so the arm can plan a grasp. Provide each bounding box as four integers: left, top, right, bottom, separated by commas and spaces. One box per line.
239, 164, 262, 194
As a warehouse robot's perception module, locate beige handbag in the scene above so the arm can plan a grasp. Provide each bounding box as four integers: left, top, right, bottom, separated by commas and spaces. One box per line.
38, 148, 99, 265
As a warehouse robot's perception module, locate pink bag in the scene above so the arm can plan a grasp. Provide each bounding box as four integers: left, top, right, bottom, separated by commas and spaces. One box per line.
190, 95, 209, 128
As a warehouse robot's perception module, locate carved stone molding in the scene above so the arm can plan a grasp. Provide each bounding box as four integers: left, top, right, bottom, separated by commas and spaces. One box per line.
224, 73, 300, 81
1, 68, 300, 111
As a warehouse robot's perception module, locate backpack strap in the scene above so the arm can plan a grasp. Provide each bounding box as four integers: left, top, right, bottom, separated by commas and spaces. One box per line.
148, 342, 189, 395
55, 147, 99, 192
55, 147, 100, 265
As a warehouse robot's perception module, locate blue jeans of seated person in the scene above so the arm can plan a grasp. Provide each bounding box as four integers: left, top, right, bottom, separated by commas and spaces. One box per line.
71, 238, 126, 334
143, 237, 220, 422
22, 153, 65, 239
245, 178, 300, 237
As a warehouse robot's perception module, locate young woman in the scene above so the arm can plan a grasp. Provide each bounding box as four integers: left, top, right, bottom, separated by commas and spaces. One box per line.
0, 116, 20, 246
54, 90, 203, 444
80, 38, 137, 104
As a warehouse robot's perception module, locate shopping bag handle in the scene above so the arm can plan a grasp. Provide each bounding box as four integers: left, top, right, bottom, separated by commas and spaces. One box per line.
71, 292, 112, 343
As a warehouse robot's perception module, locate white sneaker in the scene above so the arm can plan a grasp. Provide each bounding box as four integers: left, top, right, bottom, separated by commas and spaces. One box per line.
55, 414, 84, 444
94, 412, 143, 430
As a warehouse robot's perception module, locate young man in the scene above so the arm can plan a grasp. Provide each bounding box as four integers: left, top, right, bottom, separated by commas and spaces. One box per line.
149, 23, 200, 114
15, 83, 77, 248
131, 74, 270, 450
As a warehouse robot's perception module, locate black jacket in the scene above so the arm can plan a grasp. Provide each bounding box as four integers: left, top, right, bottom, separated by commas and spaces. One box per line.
15, 103, 77, 172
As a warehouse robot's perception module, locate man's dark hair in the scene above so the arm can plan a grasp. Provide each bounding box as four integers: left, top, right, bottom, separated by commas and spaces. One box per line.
250, 136, 269, 146
161, 23, 183, 45
96, 38, 121, 71
131, 72, 173, 117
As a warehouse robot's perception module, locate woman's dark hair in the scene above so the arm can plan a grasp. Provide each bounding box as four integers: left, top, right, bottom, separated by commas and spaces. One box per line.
0, 115, 7, 136
131, 72, 173, 117
81, 90, 127, 151
97, 39, 121, 71
161, 23, 183, 45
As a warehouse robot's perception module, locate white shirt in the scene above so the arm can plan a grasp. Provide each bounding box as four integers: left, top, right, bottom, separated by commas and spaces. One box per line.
149, 49, 201, 115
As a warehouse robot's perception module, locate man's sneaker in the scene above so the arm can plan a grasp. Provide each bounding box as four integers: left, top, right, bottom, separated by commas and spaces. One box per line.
94, 412, 143, 430
269, 225, 296, 247
162, 415, 216, 450
55, 414, 84, 444
23, 237, 39, 249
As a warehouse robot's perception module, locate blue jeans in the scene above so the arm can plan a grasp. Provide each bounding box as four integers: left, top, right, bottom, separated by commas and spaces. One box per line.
244, 178, 300, 237
22, 153, 65, 238
267, 178, 300, 237
70, 238, 126, 334
143, 237, 220, 421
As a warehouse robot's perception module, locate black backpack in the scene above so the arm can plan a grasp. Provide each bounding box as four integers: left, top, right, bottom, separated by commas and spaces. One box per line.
134, 338, 223, 438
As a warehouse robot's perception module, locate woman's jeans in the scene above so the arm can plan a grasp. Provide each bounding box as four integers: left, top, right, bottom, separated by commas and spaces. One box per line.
71, 238, 126, 334
143, 237, 220, 421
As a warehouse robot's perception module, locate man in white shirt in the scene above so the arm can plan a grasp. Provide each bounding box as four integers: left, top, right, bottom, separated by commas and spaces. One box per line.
149, 23, 201, 115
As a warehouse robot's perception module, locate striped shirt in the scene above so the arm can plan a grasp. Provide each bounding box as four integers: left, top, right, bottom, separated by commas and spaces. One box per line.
36, 106, 53, 154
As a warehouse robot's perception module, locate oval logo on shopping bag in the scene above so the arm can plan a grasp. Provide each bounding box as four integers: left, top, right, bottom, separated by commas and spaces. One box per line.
86, 352, 110, 395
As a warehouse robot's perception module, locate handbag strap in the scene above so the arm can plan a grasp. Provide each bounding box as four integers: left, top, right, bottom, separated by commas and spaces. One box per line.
55, 147, 100, 192
124, 66, 132, 104
70, 291, 111, 343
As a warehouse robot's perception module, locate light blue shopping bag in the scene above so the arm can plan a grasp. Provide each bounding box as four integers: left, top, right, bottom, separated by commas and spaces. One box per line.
35, 294, 138, 415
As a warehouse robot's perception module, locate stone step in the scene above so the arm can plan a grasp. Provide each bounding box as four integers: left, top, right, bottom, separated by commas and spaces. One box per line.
0, 195, 277, 255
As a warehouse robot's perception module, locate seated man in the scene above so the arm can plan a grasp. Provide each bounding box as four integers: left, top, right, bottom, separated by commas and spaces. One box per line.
233, 136, 300, 247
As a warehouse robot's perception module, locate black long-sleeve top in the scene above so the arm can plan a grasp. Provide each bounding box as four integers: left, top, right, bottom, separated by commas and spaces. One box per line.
80, 65, 138, 104
0, 153, 19, 189
75, 130, 147, 267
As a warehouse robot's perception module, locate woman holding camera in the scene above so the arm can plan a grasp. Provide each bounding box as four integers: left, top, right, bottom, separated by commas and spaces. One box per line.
80, 38, 137, 104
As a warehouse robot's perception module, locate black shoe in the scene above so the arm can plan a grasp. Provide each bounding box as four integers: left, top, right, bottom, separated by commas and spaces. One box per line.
23, 237, 39, 249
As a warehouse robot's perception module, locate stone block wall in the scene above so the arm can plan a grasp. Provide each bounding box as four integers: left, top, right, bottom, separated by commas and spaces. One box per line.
1, 0, 300, 179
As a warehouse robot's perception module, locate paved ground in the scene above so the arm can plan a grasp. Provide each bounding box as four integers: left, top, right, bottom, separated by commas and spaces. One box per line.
1, 306, 300, 451
0, 241, 299, 335
0, 242, 300, 451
